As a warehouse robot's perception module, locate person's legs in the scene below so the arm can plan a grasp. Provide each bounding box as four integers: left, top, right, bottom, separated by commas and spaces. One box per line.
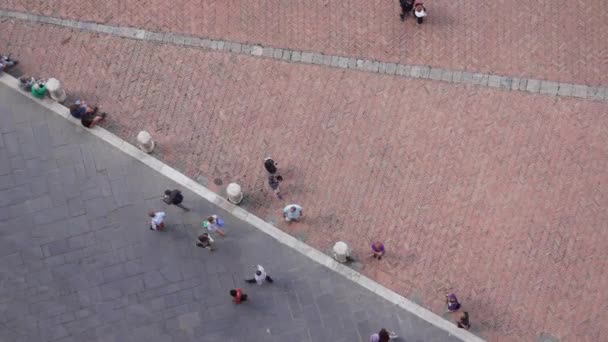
417, 16, 424, 24
265, 275, 274, 283
245, 278, 257, 284
274, 188, 283, 200
216, 228, 226, 237
90, 112, 107, 128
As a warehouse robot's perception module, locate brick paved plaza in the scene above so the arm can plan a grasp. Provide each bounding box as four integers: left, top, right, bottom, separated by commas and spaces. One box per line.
1, 1, 607, 341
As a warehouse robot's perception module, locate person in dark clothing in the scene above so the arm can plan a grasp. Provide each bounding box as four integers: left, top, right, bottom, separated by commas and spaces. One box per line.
399, 0, 414, 21
196, 233, 214, 250
69, 100, 98, 119
81, 111, 106, 129
163, 189, 189, 211
268, 174, 283, 199
457, 311, 470, 330
264, 157, 277, 174
230, 289, 248, 304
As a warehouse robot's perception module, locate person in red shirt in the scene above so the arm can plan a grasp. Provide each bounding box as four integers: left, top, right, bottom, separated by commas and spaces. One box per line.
230, 288, 248, 304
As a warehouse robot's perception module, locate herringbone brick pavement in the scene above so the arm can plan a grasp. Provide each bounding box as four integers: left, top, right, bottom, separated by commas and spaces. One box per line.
1, 0, 608, 85
2, 20, 608, 341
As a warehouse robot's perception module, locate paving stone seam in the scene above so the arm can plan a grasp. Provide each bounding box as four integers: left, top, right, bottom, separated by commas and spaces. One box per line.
0, 72, 485, 342
0, 9, 606, 102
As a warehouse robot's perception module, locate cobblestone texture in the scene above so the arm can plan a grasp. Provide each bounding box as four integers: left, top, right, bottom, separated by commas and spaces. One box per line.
0, 83, 461, 342
1, 0, 608, 86
2, 20, 608, 341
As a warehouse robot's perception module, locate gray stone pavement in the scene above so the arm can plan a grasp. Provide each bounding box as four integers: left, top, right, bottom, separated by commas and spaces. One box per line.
0, 83, 460, 342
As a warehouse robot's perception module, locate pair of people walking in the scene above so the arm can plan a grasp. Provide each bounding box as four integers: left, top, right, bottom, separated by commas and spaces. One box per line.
399, 0, 427, 24
230, 264, 274, 304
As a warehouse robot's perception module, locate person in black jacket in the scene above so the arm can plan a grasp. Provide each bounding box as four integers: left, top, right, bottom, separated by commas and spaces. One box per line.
399, 0, 414, 21
264, 157, 277, 174
163, 189, 190, 211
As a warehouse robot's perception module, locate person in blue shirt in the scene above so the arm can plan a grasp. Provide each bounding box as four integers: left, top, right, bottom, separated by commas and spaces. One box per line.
283, 204, 303, 222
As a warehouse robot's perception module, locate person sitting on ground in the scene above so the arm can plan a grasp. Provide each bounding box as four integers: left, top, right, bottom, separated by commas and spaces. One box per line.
413, 1, 427, 24
229, 288, 248, 304
31, 80, 47, 99
456, 311, 470, 330
81, 109, 107, 129
0, 55, 18, 72
371, 241, 386, 260
283, 204, 303, 222
446, 293, 461, 312
370, 328, 391, 342
196, 233, 214, 251
69, 100, 98, 119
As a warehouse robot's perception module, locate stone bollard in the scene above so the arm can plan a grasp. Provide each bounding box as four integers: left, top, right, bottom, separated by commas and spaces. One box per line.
45, 78, 66, 102
226, 183, 243, 204
332, 241, 351, 263
136, 131, 155, 153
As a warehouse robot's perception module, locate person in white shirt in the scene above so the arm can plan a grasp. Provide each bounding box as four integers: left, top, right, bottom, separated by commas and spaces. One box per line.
245, 265, 274, 285
413, 2, 427, 24
149, 211, 166, 231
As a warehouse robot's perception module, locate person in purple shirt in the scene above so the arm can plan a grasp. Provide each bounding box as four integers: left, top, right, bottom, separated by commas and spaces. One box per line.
446, 293, 461, 312
371, 241, 385, 260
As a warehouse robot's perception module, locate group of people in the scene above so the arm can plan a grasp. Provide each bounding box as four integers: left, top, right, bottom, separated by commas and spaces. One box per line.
399, 0, 428, 24
1, 54, 108, 129
150, 188, 277, 304
264, 157, 305, 222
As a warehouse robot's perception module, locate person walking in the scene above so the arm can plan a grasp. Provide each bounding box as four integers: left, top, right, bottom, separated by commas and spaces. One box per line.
230, 288, 248, 304
446, 293, 461, 312
264, 157, 278, 175
413, 2, 427, 24
163, 189, 190, 211
148, 211, 166, 231
370, 328, 395, 342
268, 174, 283, 200
203, 215, 226, 237
196, 233, 215, 251
399, 0, 414, 21
371, 241, 386, 260
283, 204, 303, 222
245, 265, 274, 285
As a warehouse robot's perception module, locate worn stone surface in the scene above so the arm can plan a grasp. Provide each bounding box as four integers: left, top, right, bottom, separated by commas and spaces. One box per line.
1, 15, 608, 342
1, 0, 607, 85
0, 84, 460, 342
